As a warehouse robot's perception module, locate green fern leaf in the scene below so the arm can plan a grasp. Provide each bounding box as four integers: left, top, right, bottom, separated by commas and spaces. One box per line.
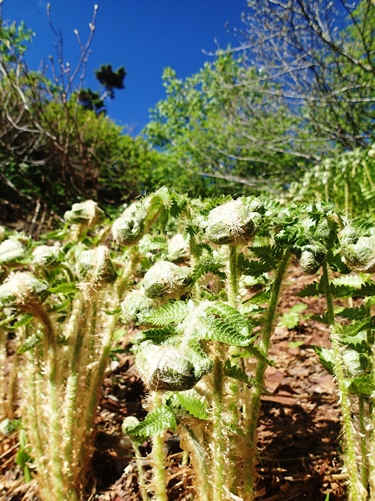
48, 283, 77, 295
297, 281, 321, 297
134, 327, 178, 344
237, 255, 272, 277
337, 306, 366, 321
7, 314, 34, 330
333, 318, 374, 338
251, 245, 283, 262
144, 301, 191, 327
128, 404, 177, 441
192, 256, 226, 281
313, 346, 334, 374
206, 302, 249, 333
199, 316, 246, 346
197, 303, 253, 347
248, 287, 271, 304
330, 284, 356, 298
340, 330, 368, 347
168, 389, 210, 420
197, 316, 249, 346
169, 192, 188, 218
331, 275, 366, 288
17, 333, 43, 353
326, 250, 351, 274
224, 360, 262, 388
352, 282, 375, 298
349, 375, 375, 396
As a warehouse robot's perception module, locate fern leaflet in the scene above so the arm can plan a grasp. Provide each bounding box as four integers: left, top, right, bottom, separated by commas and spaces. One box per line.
144, 301, 191, 327
168, 389, 210, 420
127, 404, 177, 441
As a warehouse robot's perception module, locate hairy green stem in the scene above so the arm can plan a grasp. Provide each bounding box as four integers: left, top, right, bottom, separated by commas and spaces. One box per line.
132, 441, 150, 501
359, 395, 369, 490
212, 342, 226, 501
322, 260, 364, 501
369, 351, 375, 498
227, 245, 238, 308
0, 328, 6, 420
7, 347, 18, 420
180, 425, 210, 501
23, 349, 50, 495
244, 246, 291, 499
77, 305, 116, 489
62, 296, 92, 473
151, 392, 168, 501
34, 306, 72, 500
344, 177, 352, 219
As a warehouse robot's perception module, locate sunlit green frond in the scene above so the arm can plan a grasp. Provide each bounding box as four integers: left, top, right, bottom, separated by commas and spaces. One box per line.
237, 254, 273, 277
337, 305, 367, 321
192, 255, 226, 280
224, 361, 262, 388
133, 327, 178, 345
313, 346, 334, 374
126, 404, 177, 441
349, 375, 375, 396
333, 318, 374, 338
168, 389, 210, 420
144, 301, 191, 327
197, 303, 252, 347
297, 281, 321, 297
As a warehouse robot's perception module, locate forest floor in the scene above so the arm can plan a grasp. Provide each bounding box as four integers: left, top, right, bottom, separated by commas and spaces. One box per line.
0, 264, 347, 501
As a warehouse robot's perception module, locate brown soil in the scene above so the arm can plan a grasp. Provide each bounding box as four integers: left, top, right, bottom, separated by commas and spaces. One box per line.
0, 265, 346, 501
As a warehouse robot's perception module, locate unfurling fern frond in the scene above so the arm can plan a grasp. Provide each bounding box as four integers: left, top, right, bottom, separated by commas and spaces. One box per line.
168, 389, 210, 420
144, 301, 192, 327
126, 404, 177, 441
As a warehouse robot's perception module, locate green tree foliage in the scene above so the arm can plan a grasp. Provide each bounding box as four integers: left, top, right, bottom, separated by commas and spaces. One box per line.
240, 0, 375, 150
0, 16, 167, 228
145, 53, 313, 197
145, 1, 375, 198
95, 64, 126, 99
78, 64, 127, 113
286, 146, 375, 219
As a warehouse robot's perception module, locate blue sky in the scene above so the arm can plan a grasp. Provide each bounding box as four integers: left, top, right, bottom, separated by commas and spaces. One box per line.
1, 0, 247, 135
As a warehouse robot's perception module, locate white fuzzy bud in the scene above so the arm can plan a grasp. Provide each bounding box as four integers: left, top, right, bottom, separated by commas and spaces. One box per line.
112, 202, 147, 246
300, 244, 325, 274
0, 239, 25, 265
0, 272, 48, 308
205, 198, 263, 245
142, 261, 192, 299
32, 244, 63, 266
64, 200, 105, 227
121, 290, 155, 323
167, 233, 190, 262
136, 343, 200, 391
340, 226, 375, 273
77, 245, 116, 284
